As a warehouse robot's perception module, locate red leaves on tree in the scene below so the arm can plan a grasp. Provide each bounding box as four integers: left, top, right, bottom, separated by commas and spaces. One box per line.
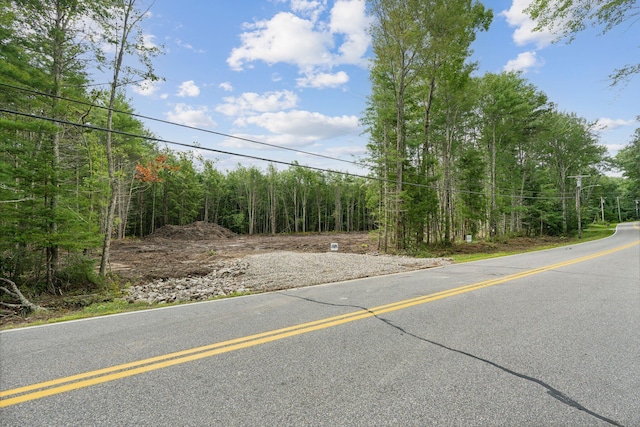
135, 154, 180, 183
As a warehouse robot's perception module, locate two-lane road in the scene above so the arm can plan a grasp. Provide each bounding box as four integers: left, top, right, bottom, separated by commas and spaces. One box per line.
2, 223, 639, 426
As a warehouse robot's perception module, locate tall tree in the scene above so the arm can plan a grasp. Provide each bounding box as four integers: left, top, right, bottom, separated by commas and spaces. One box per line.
367, 0, 491, 247
7, 0, 97, 291
200, 158, 225, 225
93, 0, 161, 275
266, 164, 278, 235
363, 66, 397, 248
0, 11, 53, 285
151, 151, 200, 226
477, 72, 549, 236
368, 0, 430, 248
538, 111, 606, 234
615, 126, 640, 201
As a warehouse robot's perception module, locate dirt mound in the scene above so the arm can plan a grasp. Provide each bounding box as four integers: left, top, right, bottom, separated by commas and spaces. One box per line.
147, 221, 237, 240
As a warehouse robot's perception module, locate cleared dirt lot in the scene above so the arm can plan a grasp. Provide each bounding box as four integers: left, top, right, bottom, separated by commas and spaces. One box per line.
109, 221, 567, 283
109, 222, 380, 282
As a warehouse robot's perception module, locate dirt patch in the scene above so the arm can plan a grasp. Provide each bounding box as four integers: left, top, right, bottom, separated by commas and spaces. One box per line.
109, 225, 379, 283
147, 221, 237, 240
108, 224, 564, 284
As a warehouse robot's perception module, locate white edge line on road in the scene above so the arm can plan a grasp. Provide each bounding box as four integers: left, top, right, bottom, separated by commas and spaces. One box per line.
0, 265, 449, 334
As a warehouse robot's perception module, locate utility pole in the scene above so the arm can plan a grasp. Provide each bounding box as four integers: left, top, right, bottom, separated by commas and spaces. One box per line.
635, 200, 638, 219
616, 196, 622, 222
569, 175, 589, 238
600, 196, 606, 223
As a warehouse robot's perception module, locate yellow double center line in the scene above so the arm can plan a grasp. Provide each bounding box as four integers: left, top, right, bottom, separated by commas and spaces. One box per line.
2, 238, 638, 408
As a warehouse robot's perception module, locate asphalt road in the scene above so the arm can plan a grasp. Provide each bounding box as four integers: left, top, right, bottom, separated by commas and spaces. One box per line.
1, 223, 639, 426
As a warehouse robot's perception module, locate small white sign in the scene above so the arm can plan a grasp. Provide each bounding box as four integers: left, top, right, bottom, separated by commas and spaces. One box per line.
330, 243, 339, 251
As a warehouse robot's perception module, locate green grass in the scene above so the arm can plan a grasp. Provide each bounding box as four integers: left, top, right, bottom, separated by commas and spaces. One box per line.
449, 242, 568, 263
7, 300, 158, 328
450, 224, 616, 264
579, 223, 618, 240
1, 291, 257, 330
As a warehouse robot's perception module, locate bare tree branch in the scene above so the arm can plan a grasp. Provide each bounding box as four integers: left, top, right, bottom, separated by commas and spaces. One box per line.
0, 197, 34, 204
0, 278, 47, 312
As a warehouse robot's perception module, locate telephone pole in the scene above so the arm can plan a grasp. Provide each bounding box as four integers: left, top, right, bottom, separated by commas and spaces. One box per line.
569, 175, 589, 238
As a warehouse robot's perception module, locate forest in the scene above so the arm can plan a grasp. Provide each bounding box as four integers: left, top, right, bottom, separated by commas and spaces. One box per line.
1, 0, 639, 300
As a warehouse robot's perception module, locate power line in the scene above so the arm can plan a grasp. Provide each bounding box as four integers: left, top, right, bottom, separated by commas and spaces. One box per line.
0, 106, 376, 177
1, 106, 588, 201
0, 81, 369, 169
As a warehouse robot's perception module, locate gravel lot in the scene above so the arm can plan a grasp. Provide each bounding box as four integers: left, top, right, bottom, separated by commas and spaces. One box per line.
124, 251, 451, 304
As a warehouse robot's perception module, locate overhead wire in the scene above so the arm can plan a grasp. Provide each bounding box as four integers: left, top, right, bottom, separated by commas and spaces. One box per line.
1, 83, 609, 201
0, 106, 376, 178
0, 81, 370, 169
1, 105, 595, 201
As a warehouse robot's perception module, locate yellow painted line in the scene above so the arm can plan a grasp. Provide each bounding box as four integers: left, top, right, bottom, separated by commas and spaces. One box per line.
1, 239, 638, 408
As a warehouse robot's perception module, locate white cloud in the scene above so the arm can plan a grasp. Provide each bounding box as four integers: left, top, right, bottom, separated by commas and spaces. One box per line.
132, 79, 161, 96
220, 133, 317, 149
604, 142, 627, 154
291, 0, 326, 20
329, 0, 372, 66
227, 0, 371, 83
214, 88, 360, 149
239, 110, 360, 144
177, 80, 200, 97
142, 33, 158, 49
297, 71, 349, 88
291, 0, 325, 13
503, 51, 544, 73
215, 90, 299, 116
595, 118, 637, 131
166, 104, 216, 128
220, 110, 360, 149
501, 0, 555, 48
227, 12, 332, 71
219, 82, 234, 92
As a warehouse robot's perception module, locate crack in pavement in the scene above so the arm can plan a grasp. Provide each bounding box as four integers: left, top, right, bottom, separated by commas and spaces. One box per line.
278, 291, 624, 427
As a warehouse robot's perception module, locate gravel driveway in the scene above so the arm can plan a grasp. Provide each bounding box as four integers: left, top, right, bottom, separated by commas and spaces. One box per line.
124, 251, 451, 304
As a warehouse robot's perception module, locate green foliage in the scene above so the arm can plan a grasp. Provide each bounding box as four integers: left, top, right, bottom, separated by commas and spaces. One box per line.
525, 0, 639, 86
163, 151, 204, 225
526, 0, 637, 37
367, 0, 493, 248
81, 299, 137, 315
56, 254, 102, 292
615, 127, 640, 199
457, 146, 486, 235
365, 1, 609, 244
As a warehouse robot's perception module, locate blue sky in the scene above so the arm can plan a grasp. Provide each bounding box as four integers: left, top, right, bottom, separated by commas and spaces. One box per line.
126, 0, 639, 174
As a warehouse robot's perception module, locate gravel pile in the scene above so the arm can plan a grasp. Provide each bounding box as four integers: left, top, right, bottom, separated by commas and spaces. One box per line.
123, 251, 451, 304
